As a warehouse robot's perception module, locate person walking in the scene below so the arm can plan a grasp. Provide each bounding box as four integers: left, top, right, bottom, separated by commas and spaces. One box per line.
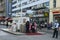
52, 20, 59, 38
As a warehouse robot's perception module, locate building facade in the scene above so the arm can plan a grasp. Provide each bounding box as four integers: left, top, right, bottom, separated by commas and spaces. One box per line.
5, 0, 12, 17
0, 0, 12, 24
0, 0, 5, 16
49, 0, 60, 23
12, 0, 49, 16
0, 0, 6, 24
12, 0, 49, 24
11, 0, 50, 29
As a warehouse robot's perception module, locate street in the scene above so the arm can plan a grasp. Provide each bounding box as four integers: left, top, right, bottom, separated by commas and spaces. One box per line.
0, 0, 60, 40
0, 25, 60, 40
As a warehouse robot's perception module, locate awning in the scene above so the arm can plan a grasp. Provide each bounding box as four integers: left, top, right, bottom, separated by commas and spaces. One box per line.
5, 17, 12, 21
53, 10, 60, 14
0, 16, 5, 20
8, 18, 12, 21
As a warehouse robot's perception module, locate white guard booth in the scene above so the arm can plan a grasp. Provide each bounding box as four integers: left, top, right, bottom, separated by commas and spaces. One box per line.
12, 17, 30, 32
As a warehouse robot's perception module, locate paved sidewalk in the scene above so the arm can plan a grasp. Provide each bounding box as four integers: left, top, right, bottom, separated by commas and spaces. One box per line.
0, 28, 25, 35
0, 28, 45, 35
39, 28, 60, 35
0, 29, 60, 40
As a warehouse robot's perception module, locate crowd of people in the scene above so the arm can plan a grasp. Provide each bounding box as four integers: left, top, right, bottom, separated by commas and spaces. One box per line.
25, 21, 37, 33
38, 21, 52, 30
5, 20, 60, 38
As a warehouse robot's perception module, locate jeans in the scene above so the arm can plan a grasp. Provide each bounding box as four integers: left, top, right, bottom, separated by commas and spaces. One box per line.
52, 28, 58, 38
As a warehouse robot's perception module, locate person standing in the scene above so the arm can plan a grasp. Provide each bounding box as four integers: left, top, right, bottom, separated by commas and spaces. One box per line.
11, 23, 17, 32
45, 22, 47, 28
31, 21, 37, 33
52, 20, 59, 38
29, 22, 32, 33
31, 22, 35, 33
6, 21, 8, 28
25, 21, 30, 33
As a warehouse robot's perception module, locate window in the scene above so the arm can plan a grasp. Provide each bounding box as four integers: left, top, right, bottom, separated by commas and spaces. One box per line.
45, 2, 49, 6
32, 0, 36, 2
12, 6, 16, 9
37, 0, 39, 1
19, 4, 21, 7
37, 4, 40, 8
22, 2, 27, 6
18, 0, 22, 1
40, 4, 43, 7
29, 0, 36, 3
43, 2, 49, 7
34, 5, 37, 9
30, 0, 32, 1
12, 1, 17, 4
53, 0, 56, 8
16, 10, 20, 13
24, 2, 27, 5
12, 11, 16, 13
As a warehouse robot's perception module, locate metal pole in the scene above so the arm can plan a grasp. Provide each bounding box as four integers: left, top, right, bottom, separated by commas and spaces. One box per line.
21, 1, 22, 17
